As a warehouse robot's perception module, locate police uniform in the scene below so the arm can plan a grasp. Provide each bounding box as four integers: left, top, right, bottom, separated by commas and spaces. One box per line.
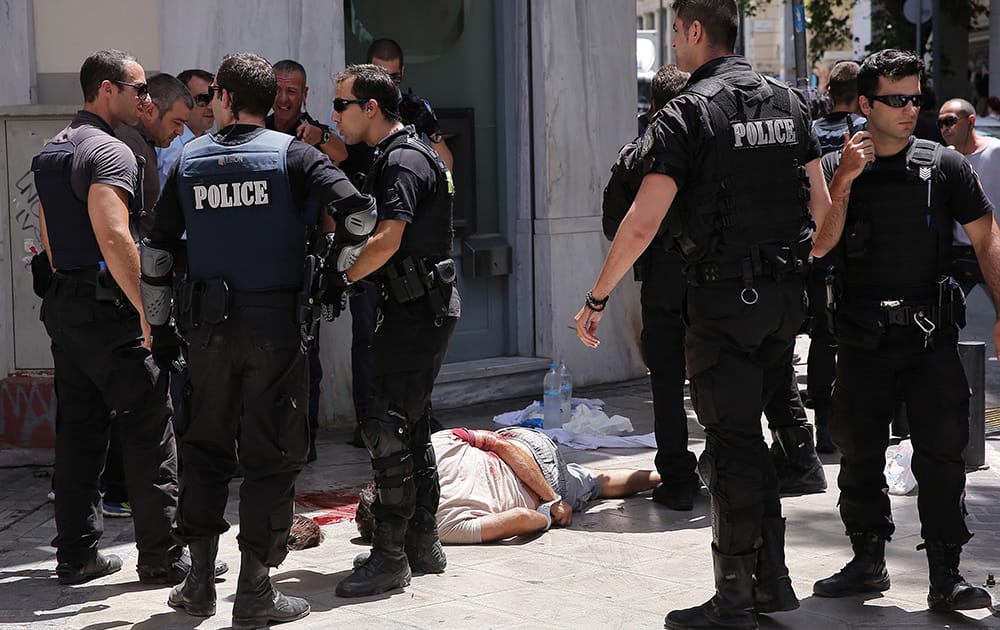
339, 90, 448, 439
32, 110, 179, 583
647, 56, 819, 626
146, 124, 374, 571
336, 124, 459, 597
813, 139, 992, 604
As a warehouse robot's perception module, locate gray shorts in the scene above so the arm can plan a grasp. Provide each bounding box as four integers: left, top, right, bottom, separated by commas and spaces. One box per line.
496, 427, 599, 511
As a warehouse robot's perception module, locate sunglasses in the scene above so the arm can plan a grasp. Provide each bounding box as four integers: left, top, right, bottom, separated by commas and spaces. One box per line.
194, 92, 213, 107
388, 72, 403, 85
867, 94, 923, 108
332, 97, 367, 113
937, 114, 965, 129
111, 79, 149, 99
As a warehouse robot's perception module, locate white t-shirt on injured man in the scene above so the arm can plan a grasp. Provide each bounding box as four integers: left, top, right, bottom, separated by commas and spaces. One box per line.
433, 431, 538, 544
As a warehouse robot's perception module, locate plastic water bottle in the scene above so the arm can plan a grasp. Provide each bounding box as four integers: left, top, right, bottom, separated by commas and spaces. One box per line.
543, 363, 561, 427
559, 360, 573, 418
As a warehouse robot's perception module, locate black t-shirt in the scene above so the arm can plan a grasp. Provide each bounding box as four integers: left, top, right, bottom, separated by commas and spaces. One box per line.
150, 124, 370, 245
821, 139, 991, 227
370, 127, 438, 227
647, 56, 821, 190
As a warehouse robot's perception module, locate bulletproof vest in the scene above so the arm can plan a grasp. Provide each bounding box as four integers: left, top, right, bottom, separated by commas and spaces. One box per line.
812, 112, 867, 156
31, 122, 118, 269
178, 128, 310, 291
838, 139, 948, 299
365, 128, 454, 263
670, 75, 812, 268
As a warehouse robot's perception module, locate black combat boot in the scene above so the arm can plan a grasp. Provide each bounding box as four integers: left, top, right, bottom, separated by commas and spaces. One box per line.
813, 406, 836, 454
664, 546, 758, 630
921, 542, 993, 611
336, 522, 411, 597
813, 533, 891, 597
405, 530, 447, 574
752, 517, 799, 613
231, 551, 310, 630
167, 537, 218, 617
771, 425, 827, 495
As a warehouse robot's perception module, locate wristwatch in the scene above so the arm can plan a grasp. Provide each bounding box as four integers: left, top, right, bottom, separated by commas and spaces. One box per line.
320, 126, 332, 145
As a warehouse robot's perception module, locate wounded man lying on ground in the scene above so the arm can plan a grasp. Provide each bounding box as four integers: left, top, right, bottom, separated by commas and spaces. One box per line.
356, 428, 661, 544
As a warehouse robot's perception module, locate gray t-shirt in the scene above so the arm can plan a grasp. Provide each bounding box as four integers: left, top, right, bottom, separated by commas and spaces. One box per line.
952, 135, 1000, 246
69, 110, 139, 205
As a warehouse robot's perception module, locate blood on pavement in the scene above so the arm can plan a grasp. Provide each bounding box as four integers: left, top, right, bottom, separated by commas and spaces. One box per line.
296, 488, 360, 526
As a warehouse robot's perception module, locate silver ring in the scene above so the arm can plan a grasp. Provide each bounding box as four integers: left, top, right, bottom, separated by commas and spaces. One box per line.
740, 287, 759, 305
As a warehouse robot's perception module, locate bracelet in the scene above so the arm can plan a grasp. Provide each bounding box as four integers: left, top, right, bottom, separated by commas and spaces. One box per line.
536, 496, 562, 531
585, 290, 609, 311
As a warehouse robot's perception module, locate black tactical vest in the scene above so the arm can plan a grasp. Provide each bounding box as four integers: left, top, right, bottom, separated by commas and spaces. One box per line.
836, 139, 949, 299
178, 128, 311, 291
670, 75, 812, 273
365, 128, 455, 263
31, 120, 122, 269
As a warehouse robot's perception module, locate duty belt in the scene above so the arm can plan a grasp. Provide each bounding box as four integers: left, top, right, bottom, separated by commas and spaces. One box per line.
844, 297, 939, 328
688, 254, 800, 286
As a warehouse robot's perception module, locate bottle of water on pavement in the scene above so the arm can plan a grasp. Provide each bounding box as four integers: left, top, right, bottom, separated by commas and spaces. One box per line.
543, 363, 561, 427
559, 360, 573, 419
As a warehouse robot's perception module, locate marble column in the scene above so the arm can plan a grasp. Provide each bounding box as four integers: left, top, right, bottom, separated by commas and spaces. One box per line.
528, 0, 646, 387
0, 0, 36, 105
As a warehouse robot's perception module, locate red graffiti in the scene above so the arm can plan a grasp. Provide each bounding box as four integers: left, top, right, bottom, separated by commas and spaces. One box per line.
296, 488, 360, 526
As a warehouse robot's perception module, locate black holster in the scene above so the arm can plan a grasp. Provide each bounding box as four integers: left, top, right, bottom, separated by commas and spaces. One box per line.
95, 267, 125, 303
177, 278, 230, 330
384, 256, 456, 319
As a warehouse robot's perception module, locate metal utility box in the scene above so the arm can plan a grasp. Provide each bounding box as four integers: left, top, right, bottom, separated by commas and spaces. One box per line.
462, 233, 511, 279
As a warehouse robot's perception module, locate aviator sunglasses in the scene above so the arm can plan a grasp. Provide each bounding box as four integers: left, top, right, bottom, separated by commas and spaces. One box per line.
867, 94, 923, 108
111, 79, 149, 99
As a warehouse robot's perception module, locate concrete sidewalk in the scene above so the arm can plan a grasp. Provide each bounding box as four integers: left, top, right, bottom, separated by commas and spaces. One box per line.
2, 357, 1000, 629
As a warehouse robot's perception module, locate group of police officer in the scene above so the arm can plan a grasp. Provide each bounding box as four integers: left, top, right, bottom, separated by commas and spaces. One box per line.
578, 0, 1000, 628
35, 48, 457, 627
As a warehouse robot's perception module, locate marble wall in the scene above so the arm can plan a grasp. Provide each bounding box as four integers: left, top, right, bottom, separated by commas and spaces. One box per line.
0, 0, 35, 105
528, 0, 647, 387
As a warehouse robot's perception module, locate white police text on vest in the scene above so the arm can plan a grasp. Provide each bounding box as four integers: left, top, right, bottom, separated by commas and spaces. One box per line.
192, 180, 270, 210
731, 118, 797, 149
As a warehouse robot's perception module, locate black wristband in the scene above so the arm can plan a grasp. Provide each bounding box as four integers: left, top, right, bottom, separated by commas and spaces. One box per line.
586, 290, 609, 311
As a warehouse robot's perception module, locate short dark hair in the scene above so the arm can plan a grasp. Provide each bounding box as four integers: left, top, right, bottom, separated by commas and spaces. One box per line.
148, 73, 193, 119
80, 49, 137, 103
334, 64, 401, 122
651, 64, 690, 110
989, 96, 1000, 114
857, 49, 923, 100
367, 38, 404, 66
272, 59, 307, 84
672, 0, 738, 51
215, 52, 276, 118
827, 60, 860, 106
176, 68, 214, 87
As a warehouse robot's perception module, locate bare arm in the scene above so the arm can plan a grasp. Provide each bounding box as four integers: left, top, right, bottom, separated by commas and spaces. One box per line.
477, 508, 550, 542
320, 134, 348, 165
812, 131, 873, 258
962, 213, 1000, 356
806, 158, 833, 235
430, 138, 454, 174
89, 183, 149, 347
39, 202, 53, 269
574, 173, 676, 348
344, 219, 405, 282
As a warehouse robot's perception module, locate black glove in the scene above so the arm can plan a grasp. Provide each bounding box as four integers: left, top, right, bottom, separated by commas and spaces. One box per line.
316, 271, 354, 321
151, 324, 186, 372
399, 92, 440, 139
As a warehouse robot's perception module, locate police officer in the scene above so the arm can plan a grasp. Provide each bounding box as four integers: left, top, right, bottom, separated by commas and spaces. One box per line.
575, 2, 833, 627
340, 38, 455, 448
329, 63, 459, 597
32, 50, 193, 586
811, 49, 1000, 613
142, 53, 376, 627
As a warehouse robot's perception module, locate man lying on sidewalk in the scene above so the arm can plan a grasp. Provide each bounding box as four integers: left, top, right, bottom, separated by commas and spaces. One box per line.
357, 427, 662, 544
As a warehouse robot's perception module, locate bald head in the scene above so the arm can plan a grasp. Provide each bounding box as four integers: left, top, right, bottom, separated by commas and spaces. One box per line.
941, 98, 975, 117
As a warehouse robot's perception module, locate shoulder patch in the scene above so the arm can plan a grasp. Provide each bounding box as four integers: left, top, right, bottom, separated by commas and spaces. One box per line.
639, 126, 654, 157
